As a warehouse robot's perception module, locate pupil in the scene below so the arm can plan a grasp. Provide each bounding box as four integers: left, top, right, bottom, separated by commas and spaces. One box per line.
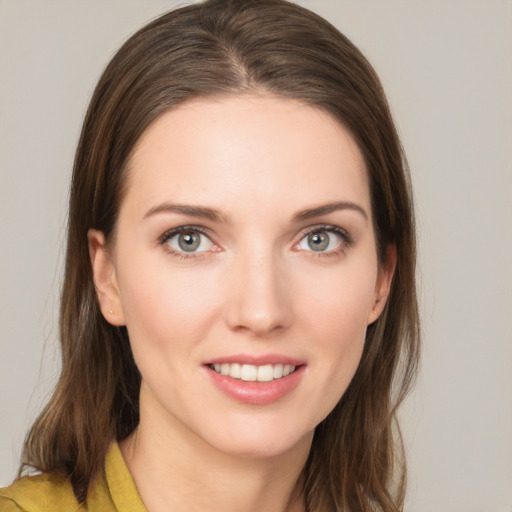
308, 232, 329, 251
178, 231, 200, 251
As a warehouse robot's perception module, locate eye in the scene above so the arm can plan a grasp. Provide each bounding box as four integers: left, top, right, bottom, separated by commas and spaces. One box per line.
296, 227, 349, 253
163, 228, 215, 253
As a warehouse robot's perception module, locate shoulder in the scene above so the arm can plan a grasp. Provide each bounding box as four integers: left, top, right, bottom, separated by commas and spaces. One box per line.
0, 473, 79, 512
0, 443, 144, 512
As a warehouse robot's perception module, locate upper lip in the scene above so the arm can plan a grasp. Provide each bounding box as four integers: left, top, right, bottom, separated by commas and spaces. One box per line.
204, 353, 305, 366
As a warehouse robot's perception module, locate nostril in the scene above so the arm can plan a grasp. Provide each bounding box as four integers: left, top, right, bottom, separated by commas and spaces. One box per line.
222, 259, 294, 335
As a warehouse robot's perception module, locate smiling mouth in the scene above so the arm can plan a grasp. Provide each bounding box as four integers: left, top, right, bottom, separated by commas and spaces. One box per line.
208, 363, 297, 382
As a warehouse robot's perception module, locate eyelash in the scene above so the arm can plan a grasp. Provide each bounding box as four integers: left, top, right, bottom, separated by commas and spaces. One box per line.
296, 224, 354, 257
157, 226, 215, 261
157, 223, 354, 260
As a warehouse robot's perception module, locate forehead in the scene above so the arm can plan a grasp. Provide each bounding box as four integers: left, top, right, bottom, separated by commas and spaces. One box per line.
123, 94, 370, 218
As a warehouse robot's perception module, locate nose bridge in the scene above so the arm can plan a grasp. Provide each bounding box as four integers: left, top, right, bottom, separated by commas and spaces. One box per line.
224, 241, 292, 335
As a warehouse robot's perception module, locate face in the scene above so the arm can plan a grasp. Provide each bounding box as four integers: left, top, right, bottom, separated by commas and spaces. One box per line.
89, 95, 393, 460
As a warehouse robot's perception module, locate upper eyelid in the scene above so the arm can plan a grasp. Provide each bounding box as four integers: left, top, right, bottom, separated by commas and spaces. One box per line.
158, 226, 218, 258
158, 225, 214, 244
296, 223, 351, 240
157, 223, 352, 250
294, 224, 354, 255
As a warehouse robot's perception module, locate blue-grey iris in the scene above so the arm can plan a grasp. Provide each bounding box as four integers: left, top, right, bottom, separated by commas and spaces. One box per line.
178, 231, 201, 252
308, 232, 329, 251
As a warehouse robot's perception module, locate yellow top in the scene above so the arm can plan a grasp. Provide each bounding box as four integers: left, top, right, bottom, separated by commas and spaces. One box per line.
0, 442, 147, 512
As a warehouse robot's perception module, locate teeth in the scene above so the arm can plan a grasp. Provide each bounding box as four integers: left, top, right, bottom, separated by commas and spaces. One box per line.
273, 364, 283, 379
257, 364, 273, 382
211, 363, 296, 382
230, 363, 241, 378
240, 364, 257, 381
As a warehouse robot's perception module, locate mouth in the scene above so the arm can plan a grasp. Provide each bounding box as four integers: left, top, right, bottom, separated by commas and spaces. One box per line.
208, 363, 297, 382
205, 359, 306, 405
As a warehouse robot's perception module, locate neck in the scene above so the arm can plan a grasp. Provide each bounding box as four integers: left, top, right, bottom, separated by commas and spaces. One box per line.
120, 387, 312, 512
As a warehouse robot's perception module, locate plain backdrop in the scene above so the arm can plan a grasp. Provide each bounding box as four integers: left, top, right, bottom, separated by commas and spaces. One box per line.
1, 1, 511, 510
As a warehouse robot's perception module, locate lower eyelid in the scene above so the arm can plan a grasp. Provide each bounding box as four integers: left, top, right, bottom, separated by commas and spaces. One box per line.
296, 227, 352, 252
157, 226, 214, 253
158, 225, 352, 258
170, 232, 213, 251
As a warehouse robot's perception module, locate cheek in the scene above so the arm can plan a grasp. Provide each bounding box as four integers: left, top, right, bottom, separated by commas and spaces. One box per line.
309, 282, 369, 378
116, 254, 221, 352
114, 258, 224, 409
297, 259, 377, 338
295, 260, 377, 415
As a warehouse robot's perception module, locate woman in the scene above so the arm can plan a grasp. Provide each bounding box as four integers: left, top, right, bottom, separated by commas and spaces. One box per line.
0, 0, 419, 511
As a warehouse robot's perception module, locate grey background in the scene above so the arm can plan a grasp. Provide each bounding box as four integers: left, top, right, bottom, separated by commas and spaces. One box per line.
1, 1, 511, 510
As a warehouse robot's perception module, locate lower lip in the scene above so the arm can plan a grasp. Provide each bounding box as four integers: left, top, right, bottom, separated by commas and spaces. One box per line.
205, 365, 305, 405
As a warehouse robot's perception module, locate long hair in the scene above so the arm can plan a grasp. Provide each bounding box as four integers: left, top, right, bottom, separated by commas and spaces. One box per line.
20, 1, 420, 510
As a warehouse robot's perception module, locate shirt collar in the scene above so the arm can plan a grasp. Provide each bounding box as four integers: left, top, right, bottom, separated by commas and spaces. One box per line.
105, 442, 148, 512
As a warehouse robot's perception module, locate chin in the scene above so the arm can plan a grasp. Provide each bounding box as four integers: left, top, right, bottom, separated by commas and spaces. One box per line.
195, 413, 315, 461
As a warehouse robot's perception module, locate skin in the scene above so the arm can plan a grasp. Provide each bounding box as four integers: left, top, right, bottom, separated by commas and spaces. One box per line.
89, 95, 394, 512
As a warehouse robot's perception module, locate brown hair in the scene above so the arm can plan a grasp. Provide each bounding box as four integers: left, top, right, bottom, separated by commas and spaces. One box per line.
20, 0, 419, 510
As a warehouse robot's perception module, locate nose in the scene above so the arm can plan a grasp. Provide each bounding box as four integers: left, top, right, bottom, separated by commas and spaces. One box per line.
223, 248, 293, 337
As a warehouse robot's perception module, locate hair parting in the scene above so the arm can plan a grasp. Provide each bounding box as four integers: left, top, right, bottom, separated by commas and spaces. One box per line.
19, 1, 419, 510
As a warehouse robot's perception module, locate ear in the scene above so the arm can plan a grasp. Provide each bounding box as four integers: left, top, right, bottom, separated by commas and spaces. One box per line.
88, 229, 126, 326
367, 244, 396, 325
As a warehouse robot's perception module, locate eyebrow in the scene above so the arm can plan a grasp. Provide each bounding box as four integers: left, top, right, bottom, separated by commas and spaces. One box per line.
292, 201, 368, 222
143, 202, 227, 223
143, 200, 368, 224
